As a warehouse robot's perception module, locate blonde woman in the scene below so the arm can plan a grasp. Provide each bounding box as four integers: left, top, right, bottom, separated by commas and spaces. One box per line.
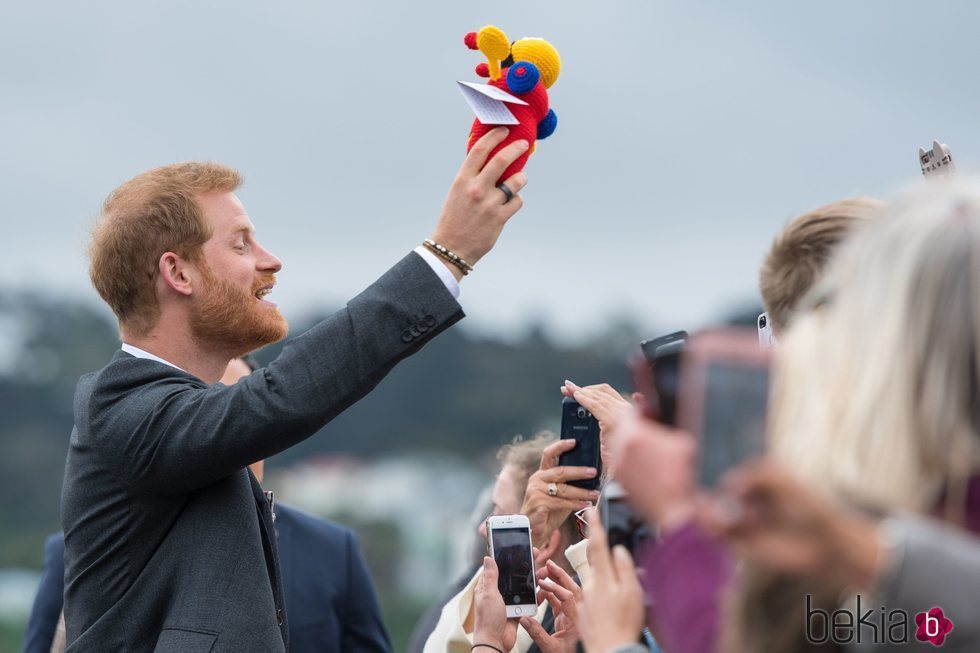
722, 179, 980, 653
770, 179, 980, 523
602, 181, 980, 653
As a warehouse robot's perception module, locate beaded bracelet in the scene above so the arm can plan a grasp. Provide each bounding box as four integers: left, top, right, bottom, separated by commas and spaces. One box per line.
423, 239, 474, 276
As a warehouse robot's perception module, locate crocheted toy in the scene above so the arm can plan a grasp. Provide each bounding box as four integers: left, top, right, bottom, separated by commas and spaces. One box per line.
463, 25, 560, 185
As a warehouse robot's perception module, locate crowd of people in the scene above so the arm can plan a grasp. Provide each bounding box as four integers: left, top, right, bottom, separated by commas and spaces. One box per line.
19, 122, 980, 653
445, 183, 980, 653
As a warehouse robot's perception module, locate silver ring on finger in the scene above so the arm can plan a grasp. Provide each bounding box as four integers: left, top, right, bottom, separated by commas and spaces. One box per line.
496, 182, 514, 204
547, 482, 558, 497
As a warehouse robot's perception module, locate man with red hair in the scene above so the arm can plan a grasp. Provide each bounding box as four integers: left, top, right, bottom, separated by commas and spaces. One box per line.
61, 128, 528, 652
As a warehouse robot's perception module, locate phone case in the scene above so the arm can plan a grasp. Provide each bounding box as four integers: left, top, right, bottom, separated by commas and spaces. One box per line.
920, 140, 955, 178
557, 397, 602, 490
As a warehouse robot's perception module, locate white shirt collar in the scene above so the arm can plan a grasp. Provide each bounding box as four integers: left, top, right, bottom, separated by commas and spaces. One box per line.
120, 343, 186, 372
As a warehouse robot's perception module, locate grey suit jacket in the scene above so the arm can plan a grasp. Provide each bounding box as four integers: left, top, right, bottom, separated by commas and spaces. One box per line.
60, 252, 463, 652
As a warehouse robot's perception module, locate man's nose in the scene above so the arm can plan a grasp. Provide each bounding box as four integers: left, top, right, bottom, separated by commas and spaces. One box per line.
256, 243, 282, 273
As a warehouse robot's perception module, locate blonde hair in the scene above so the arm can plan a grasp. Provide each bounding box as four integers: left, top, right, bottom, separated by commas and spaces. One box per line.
89, 162, 242, 337
770, 180, 980, 514
759, 197, 882, 333
497, 430, 557, 489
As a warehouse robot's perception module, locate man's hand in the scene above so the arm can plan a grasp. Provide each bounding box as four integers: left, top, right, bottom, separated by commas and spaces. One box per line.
473, 556, 519, 652
578, 510, 646, 653
431, 127, 529, 272
521, 439, 599, 548
562, 381, 632, 474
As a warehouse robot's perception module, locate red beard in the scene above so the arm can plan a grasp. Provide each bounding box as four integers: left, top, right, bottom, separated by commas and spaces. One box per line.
190, 266, 288, 358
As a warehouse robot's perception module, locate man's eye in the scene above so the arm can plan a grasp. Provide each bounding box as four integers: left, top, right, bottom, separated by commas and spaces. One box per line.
234, 243, 247, 251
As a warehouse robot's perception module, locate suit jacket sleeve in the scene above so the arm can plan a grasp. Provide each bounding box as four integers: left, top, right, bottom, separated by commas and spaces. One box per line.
342, 531, 394, 653
21, 534, 65, 653
85, 252, 463, 495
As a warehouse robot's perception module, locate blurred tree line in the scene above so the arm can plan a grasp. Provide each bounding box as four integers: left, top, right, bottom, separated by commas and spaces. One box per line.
0, 291, 643, 570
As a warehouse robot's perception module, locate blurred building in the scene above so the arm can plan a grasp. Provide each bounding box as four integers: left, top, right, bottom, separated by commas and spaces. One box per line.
268, 452, 490, 601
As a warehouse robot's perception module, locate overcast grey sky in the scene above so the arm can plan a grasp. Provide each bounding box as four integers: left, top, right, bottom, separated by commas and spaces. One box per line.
2, 1, 979, 342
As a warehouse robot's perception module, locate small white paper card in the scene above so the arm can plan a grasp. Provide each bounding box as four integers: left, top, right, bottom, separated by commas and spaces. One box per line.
456, 81, 528, 125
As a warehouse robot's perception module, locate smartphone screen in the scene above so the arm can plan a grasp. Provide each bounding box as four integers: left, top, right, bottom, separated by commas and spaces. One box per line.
490, 527, 536, 607
557, 397, 601, 490
676, 329, 770, 487
698, 362, 768, 485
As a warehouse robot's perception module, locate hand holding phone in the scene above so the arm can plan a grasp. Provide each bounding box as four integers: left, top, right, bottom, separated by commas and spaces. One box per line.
486, 514, 537, 618
561, 380, 633, 475
473, 557, 519, 652
579, 510, 647, 653
557, 397, 602, 490
522, 438, 600, 548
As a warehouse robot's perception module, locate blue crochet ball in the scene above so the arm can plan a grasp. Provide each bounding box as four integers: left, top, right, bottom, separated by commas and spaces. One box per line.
506, 61, 540, 95
537, 109, 558, 140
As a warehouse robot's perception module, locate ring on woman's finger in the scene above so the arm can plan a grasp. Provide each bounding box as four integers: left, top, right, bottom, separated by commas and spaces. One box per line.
547, 482, 559, 497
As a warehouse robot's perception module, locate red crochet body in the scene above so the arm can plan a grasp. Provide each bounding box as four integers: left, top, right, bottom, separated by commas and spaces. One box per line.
467, 68, 549, 185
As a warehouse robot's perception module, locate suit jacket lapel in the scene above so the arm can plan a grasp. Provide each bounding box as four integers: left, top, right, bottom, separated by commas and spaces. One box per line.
247, 468, 289, 648
274, 507, 293, 613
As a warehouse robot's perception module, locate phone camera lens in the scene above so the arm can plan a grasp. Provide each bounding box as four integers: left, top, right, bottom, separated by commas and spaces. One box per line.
576, 407, 587, 419
759, 315, 767, 328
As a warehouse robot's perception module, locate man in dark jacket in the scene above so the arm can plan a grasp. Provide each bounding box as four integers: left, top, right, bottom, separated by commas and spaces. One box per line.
61, 129, 529, 651
24, 505, 392, 653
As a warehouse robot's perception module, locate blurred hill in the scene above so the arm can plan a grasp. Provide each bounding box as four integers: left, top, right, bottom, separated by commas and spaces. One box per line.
0, 290, 640, 569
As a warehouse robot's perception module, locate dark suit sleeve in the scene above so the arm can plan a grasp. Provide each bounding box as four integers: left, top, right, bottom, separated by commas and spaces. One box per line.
342, 531, 393, 653
21, 534, 65, 653
87, 252, 463, 494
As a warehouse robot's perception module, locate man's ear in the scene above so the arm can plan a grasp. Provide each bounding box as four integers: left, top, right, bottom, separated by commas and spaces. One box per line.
158, 252, 195, 297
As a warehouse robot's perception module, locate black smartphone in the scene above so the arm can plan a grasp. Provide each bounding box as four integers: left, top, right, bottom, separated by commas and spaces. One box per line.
557, 396, 602, 490
638, 330, 688, 425
675, 329, 770, 486
600, 480, 651, 557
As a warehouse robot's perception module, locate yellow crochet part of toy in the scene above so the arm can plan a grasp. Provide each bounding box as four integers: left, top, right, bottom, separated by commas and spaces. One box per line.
477, 25, 511, 81
511, 37, 561, 89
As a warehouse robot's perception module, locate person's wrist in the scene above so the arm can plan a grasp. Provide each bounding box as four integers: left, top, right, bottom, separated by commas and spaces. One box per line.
472, 617, 506, 651
422, 238, 473, 279
655, 498, 697, 535
829, 512, 881, 589
432, 254, 465, 282
472, 636, 506, 652
592, 632, 639, 653
429, 231, 482, 266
